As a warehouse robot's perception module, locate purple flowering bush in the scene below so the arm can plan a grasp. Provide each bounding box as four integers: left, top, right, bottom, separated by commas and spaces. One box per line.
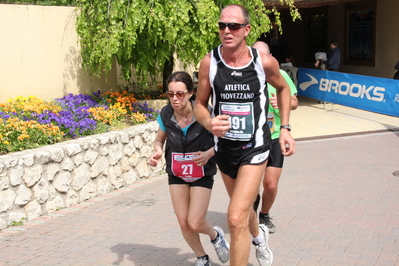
0, 91, 159, 154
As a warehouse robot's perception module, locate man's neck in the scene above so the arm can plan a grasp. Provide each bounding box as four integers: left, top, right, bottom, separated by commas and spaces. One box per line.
221, 45, 249, 67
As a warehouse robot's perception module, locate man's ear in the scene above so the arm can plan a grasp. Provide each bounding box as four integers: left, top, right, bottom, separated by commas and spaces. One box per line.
244, 25, 251, 37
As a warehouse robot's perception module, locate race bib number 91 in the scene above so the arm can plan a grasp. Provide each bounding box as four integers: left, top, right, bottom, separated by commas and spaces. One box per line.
171, 152, 205, 182
219, 102, 254, 141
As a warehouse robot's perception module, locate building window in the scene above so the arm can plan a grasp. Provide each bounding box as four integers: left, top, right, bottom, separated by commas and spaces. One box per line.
345, 3, 376, 66
303, 5, 328, 63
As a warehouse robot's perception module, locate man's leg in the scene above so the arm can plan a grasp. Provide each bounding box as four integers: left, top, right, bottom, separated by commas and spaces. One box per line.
260, 138, 284, 233
261, 166, 282, 212
259, 166, 282, 234
221, 162, 266, 266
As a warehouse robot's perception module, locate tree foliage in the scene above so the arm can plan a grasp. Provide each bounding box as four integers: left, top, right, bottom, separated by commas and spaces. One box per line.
75, 0, 300, 85
0, 0, 76, 5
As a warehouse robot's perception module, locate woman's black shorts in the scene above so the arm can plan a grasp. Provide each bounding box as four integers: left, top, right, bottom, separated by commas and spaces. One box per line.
168, 175, 214, 189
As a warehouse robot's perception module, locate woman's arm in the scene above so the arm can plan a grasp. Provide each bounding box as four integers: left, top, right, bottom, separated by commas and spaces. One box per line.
149, 129, 167, 167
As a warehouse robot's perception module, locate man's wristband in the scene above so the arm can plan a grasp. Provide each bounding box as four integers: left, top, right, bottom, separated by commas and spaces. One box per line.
280, 125, 291, 131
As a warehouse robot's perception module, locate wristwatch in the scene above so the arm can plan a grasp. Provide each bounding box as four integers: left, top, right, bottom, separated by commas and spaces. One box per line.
280, 125, 291, 131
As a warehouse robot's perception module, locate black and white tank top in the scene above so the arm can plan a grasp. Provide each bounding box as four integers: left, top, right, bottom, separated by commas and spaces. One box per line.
209, 45, 270, 152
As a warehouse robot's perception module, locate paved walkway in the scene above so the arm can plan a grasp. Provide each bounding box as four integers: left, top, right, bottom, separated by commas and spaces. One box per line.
1, 97, 399, 266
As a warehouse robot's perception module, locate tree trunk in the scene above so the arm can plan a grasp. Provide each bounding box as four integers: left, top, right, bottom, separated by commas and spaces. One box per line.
162, 54, 174, 93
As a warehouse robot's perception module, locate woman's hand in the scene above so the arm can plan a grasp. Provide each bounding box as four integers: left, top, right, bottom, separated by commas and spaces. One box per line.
192, 148, 214, 167
149, 150, 162, 167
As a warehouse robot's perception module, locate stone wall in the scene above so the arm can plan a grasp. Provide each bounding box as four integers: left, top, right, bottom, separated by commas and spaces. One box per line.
0, 121, 164, 229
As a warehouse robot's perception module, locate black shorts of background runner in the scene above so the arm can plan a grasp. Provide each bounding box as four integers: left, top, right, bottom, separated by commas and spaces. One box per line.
168, 175, 214, 189
266, 138, 285, 168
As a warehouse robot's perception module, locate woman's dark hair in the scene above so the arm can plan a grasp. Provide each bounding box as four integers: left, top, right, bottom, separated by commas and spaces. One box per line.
166, 71, 196, 100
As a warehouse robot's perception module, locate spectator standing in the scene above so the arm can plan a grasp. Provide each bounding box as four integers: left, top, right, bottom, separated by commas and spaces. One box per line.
314, 39, 340, 71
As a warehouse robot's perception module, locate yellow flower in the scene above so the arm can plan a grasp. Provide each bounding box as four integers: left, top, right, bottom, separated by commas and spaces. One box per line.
17, 134, 30, 141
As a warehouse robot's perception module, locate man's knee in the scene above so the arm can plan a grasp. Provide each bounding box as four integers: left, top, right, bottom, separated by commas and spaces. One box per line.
263, 180, 278, 192
227, 209, 249, 230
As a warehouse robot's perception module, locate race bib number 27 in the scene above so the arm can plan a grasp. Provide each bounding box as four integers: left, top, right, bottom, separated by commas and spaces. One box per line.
171, 152, 205, 182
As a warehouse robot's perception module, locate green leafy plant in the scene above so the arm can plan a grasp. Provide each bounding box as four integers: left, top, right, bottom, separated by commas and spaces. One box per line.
10, 218, 26, 227
133, 85, 166, 100
75, 0, 300, 86
0, 0, 76, 5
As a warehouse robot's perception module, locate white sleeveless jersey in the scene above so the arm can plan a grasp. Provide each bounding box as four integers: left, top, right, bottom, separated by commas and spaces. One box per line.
209, 45, 270, 153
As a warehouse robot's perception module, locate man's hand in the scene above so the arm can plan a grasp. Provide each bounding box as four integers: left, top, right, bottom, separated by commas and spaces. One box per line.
269, 93, 278, 109
210, 115, 230, 138
279, 129, 296, 156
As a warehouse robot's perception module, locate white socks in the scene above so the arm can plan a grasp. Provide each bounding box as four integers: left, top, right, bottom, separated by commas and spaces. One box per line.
252, 230, 265, 245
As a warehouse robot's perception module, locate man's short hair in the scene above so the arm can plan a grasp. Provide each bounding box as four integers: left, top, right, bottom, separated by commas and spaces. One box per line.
331, 39, 338, 46
222, 4, 250, 24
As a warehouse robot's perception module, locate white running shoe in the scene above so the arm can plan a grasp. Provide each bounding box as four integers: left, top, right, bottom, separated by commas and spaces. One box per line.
195, 256, 211, 266
253, 224, 273, 266
211, 226, 230, 263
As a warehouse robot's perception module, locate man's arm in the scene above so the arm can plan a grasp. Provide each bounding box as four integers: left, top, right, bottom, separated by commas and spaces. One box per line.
264, 54, 291, 127
324, 49, 339, 67
262, 53, 296, 156
280, 70, 298, 110
194, 54, 230, 138
194, 54, 213, 131
290, 95, 299, 110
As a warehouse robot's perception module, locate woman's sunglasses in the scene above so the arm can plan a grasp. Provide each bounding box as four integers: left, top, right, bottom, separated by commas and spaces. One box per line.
218, 22, 248, 31
165, 91, 187, 98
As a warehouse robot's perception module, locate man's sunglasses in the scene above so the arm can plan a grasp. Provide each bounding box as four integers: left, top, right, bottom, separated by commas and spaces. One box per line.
218, 22, 248, 31
165, 91, 187, 98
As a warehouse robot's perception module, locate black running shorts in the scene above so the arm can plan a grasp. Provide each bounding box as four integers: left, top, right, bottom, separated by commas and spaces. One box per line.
215, 144, 270, 179
168, 175, 214, 189
266, 138, 284, 168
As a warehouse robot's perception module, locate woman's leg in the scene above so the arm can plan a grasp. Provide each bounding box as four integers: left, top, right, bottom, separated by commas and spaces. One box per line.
188, 184, 230, 264
169, 184, 208, 257
187, 186, 217, 240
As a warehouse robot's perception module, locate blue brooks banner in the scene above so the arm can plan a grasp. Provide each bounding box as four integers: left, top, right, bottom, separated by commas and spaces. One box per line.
296, 68, 399, 117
